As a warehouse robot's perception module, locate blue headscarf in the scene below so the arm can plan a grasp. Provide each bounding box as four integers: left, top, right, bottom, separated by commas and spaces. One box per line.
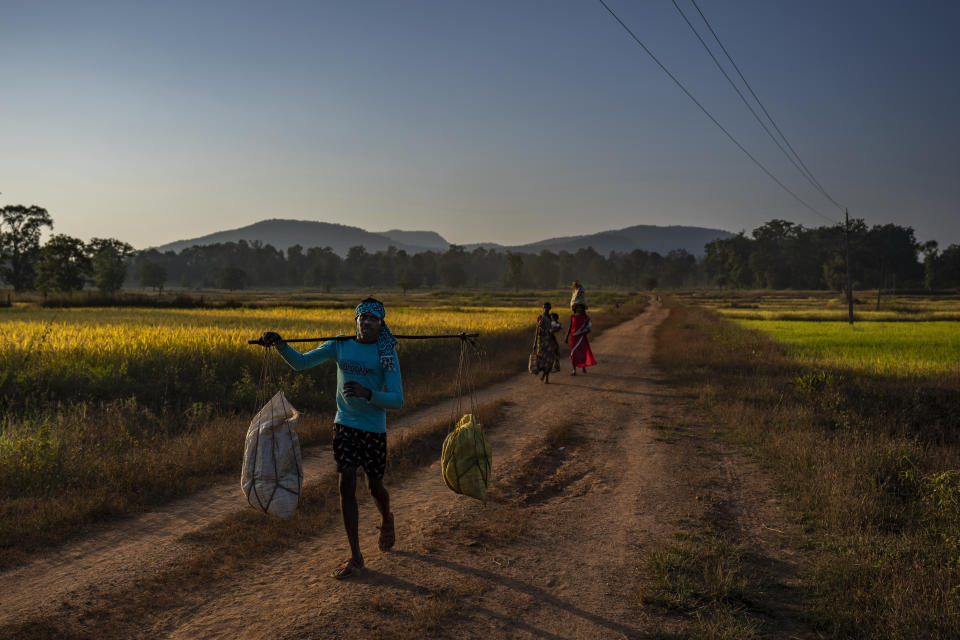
355, 299, 399, 371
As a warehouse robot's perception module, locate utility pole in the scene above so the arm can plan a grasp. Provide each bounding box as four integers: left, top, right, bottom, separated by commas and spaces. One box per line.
845, 208, 854, 325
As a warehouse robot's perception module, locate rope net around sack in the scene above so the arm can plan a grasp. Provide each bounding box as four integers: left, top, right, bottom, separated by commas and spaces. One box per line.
240, 349, 304, 519
440, 339, 491, 501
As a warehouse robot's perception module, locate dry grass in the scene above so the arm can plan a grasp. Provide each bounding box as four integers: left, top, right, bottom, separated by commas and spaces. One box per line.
654, 301, 960, 638
0, 403, 335, 567
2, 400, 511, 640
544, 415, 581, 448
639, 531, 750, 612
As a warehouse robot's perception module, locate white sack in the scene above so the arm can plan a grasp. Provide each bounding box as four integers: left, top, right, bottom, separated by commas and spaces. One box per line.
241, 390, 303, 519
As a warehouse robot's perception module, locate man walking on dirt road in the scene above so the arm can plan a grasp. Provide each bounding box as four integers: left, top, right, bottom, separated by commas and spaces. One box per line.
260, 297, 403, 579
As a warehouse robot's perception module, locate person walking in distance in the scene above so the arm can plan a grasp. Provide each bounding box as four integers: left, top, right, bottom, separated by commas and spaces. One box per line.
567, 302, 597, 375
531, 302, 560, 383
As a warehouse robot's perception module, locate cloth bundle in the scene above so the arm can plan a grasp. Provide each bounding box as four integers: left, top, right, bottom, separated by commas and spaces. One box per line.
241, 390, 303, 519
441, 414, 492, 501
570, 285, 586, 310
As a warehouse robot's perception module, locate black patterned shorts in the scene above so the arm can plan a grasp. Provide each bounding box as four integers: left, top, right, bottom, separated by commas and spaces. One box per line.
332, 424, 388, 479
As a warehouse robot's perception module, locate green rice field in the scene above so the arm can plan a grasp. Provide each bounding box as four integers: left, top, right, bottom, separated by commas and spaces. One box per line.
671, 291, 960, 377
734, 319, 960, 377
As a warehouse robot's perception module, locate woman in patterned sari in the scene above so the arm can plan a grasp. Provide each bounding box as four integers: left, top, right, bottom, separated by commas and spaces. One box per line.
531, 302, 560, 383
567, 302, 597, 375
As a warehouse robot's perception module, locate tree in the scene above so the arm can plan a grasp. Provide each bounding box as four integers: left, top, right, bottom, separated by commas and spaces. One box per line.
440, 245, 467, 288
558, 251, 577, 288
35, 234, 91, 293
750, 220, 803, 288
305, 246, 340, 291
504, 252, 524, 292
864, 223, 922, 290
218, 265, 248, 290
139, 260, 167, 294
703, 233, 754, 288
286, 244, 305, 285
343, 245, 369, 287
531, 250, 559, 289
939, 245, 960, 288
922, 241, 940, 290
412, 252, 438, 287
925, 243, 960, 289
573, 247, 605, 286
661, 249, 697, 288
87, 238, 135, 294
0, 205, 54, 291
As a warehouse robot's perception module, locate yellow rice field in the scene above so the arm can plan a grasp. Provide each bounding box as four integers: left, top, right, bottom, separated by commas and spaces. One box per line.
0, 305, 535, 414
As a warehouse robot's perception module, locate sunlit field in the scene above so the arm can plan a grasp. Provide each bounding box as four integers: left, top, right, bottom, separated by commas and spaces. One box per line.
0, 305, 532, 411
673, 291, 960, 377
684, 290, 960, 321
734, 320, 960, 377
0, 294, 645, 562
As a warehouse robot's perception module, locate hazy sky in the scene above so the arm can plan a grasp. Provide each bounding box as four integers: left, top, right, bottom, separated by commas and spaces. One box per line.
2, 0, 957, 249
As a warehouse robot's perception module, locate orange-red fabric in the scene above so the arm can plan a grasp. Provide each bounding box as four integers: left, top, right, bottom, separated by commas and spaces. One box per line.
568, 314, 597, 368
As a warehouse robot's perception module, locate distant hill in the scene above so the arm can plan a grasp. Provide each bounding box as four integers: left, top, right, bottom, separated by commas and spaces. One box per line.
504, 224, 735, 257
462, 225, 734, 257
150, 219, 733, 257
377, 229, 449, 251
150, 219, 445, 255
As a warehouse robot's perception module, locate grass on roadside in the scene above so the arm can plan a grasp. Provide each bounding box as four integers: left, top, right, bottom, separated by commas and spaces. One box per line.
639, 528, 762, 640
654, 301, 960, 639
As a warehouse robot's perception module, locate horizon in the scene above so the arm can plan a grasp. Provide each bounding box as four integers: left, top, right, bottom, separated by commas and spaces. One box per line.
147, 217, 738, 253
2, 1, 957, 249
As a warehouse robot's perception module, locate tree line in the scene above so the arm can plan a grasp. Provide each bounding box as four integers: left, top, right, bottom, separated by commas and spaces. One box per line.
702, 219, 959, 291
0, 205, 133, 294
3, 204, 960, 294
129, 242, 698, 292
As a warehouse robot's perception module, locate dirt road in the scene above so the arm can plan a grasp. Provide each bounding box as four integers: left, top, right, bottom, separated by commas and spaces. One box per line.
3, 301, 812, 638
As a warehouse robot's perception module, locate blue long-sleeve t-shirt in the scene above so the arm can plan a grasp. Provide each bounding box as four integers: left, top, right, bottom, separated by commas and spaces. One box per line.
275, 337, 403, 434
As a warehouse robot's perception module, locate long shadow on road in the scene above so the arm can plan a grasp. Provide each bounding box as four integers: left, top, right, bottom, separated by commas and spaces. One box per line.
546, 380, 695, 400
369, 550, 649, 640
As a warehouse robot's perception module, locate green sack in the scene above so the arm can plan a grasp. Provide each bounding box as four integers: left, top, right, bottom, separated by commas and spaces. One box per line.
441, 414, 492, 501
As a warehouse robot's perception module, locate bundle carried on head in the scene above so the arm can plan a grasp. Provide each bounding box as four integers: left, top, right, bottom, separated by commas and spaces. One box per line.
570, 280, 586, 310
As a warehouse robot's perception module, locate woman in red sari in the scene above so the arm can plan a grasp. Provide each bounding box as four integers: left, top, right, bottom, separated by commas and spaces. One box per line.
567, 302, 597, 375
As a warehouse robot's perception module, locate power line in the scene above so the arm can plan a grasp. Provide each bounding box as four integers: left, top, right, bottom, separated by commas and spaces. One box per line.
594, 0, 836, 224
688, 0, 844, 212
671, 0, 838, 214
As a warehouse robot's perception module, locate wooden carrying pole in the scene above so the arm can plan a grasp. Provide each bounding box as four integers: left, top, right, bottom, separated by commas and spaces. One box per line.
248, 333, 479, 346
